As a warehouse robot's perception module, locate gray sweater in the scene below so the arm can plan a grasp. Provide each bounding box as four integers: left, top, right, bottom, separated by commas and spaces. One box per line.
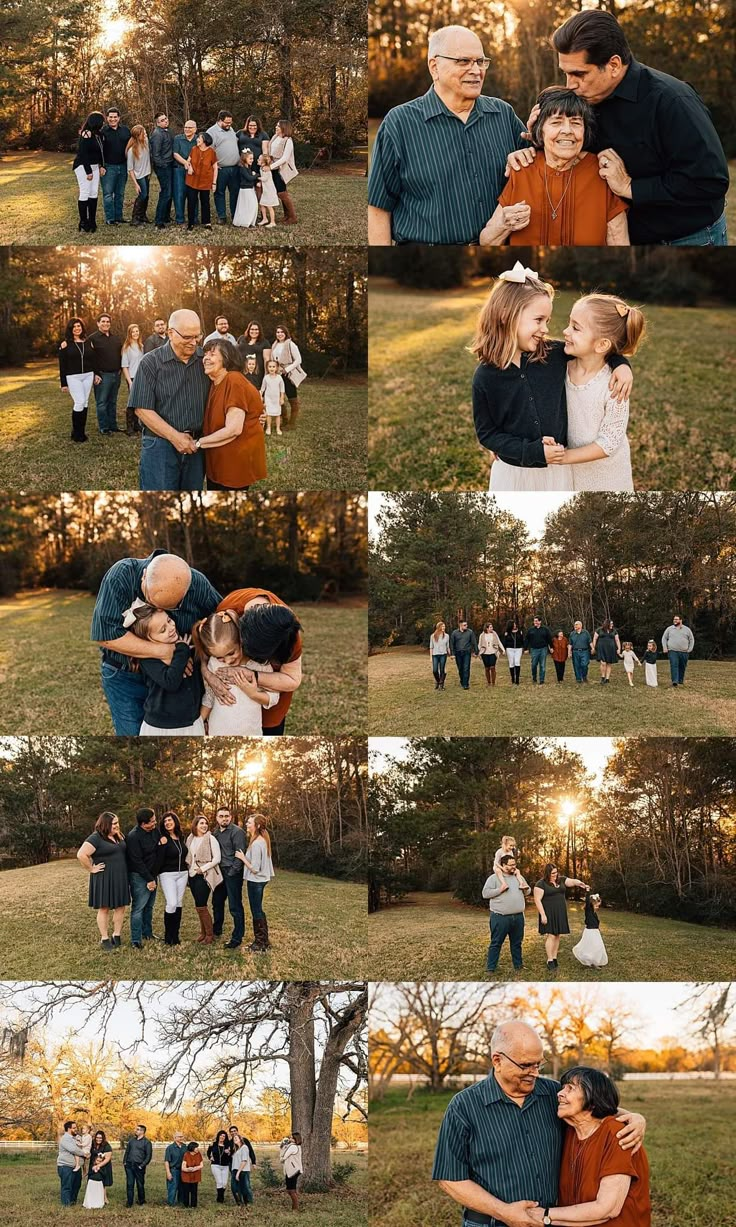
245, 835, 275, 883
661, 624, 694, 653
482, 870, 530, 915
206, 123, 240, 167
57, 1132, 86, 1168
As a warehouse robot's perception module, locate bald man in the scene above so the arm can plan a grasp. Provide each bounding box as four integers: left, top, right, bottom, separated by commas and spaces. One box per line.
91, 549, 222, 734
433, 1020, 646, 1227
128, 309, 211, 490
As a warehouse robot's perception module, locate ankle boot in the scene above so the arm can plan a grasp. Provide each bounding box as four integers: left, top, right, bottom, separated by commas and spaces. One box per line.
78, 200, 89, 232
491, 667, 497, 686
88, 197, 98, 232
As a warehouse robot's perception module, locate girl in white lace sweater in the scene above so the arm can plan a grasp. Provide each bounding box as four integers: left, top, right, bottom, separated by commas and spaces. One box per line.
192, 609, 278, 736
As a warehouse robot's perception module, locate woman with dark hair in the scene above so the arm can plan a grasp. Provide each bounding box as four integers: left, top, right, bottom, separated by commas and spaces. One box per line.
235, 813, 275, 952
186, 815, 222, 944
533, 864, 590, 972
529, 1066, 651, 1225
552, 629, 569, 683
592, 620, 621, 685
180, 1141, 203, 1207
199, 337, 267, 491
58, 318, 100, 442
185, 131, 217, 230
270, 324, 304, 430
207, 1130, 233, 1203
76, 812, 130, 952
236, 115, 270, 201
158, 810, 188, 946
73, 111, 106, 232
83, 1130, 114, 1208
503, 619, 524, 686
240, 604, 302, 673
236, 320, 272, 381
269, 119, 299, 223
211, 588, 304, 736
480, 87, 629, 247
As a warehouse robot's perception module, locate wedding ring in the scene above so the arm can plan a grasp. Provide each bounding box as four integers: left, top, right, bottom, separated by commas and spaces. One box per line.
601, 159, 609, 167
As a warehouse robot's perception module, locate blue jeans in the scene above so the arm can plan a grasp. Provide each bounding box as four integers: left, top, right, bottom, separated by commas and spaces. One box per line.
58, 1165, 82, 1206
454, 651, 471, 688
213, 870, 246, 944
432, 654, 447, 682
94, 370, 121, 432
247, 880, 267, 921
530, 647, 548, 682
140, 432, 206, 491
238, 1171, 254, 1205
100, 660, 147, 734
173, 164, 187, 223
166, 1171, 182, 1205
662, 211, 727, 246
486, 911, 524, 971
102, 162, 127, 222
572, 649, 590, 681
214, 164, 239, 221
130, 871, 157, 943
668, 650, 689, 684
154, 162, 173, 225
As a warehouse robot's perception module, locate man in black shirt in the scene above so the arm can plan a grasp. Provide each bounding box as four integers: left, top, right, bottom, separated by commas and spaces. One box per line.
211, 806, 247, 948
88, 313, 123, 434
101, 106, 131, 225
124, 1125, 153, 1206
449, 620, 479, 691
524, 616, 553, 685
144, 318, 168, 353
126, 807, 163, 949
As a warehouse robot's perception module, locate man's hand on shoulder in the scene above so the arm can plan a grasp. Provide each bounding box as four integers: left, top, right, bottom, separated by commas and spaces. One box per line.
505, 148, 536, 176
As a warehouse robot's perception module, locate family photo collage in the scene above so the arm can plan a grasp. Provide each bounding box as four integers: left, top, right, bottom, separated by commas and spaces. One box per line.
0, 1, 734, 1224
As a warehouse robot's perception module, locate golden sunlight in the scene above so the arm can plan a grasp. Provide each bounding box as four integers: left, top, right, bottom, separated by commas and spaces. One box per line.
98, 9, 131, 50
240, 756, 266, 782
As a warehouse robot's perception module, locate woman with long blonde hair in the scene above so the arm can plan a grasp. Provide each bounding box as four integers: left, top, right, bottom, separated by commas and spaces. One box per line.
235, 812, 275, 952
121, 323, 144, 434
429, 620, 450, 691
126, 124, 151, 226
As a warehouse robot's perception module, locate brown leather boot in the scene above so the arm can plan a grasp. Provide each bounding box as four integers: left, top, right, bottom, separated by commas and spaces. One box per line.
195, 906, 209, 943
484, 667, 491, 685
278, 190, 298, 224
201, 907, 214, 944
286, 397, 300, 430
491, 667, 497, 686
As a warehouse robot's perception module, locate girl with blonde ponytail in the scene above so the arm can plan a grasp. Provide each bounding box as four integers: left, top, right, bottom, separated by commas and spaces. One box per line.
560, 293, 647, 490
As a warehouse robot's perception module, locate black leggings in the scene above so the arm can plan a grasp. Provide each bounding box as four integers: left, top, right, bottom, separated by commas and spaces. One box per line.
189, 875, 212, 907
554, 660, 566, 682
181, 1183, 198, 1207
185, 186, 210, 225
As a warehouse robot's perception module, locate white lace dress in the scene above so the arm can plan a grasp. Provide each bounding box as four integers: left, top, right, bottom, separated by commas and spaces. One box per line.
564, 365, 634, 491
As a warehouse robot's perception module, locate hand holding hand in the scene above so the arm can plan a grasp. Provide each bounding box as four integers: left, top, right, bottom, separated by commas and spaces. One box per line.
544, 442, 565, 464
504, 1200, 541, 1227
172, 431, 198, 454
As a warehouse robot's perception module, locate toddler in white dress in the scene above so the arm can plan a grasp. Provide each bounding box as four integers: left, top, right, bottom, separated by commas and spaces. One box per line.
643, 639, 659, 687
193, 608, 278, 735
261, 359, 286, 435
620, 641, 642, 687
573, 893, 608, 968
258, 154, 278, 227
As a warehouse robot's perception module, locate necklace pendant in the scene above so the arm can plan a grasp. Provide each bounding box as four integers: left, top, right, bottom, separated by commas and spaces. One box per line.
551, 208, 558, 220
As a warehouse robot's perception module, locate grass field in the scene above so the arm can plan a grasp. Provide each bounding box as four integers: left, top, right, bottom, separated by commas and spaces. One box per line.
367, 648, 736, 736
0, 1150, 367, 1225
0, 364, 367, 492
0, 858, 366, 980
0, 590, 367, 735
0, 152, 367, 246
367, 282, 736, 491
367, 893, 736, 982
368, 1082, 735, 1227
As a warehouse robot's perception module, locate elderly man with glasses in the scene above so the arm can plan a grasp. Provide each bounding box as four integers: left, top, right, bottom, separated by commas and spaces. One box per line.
433, 1020, 646, 1227
128, 308, 212, 490
369, 24, 528, 245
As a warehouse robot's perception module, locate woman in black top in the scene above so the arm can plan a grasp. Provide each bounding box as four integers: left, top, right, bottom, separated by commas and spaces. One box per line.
207, 1131, 233, 1203
503, 619, 524, 686
237, 320, 272, 381
83, 1130, 113, 1208
533, 862, 590, 971
72, 111, 105, 233
158, 810, 188, 946
236, 115, 270, 198
76, 811, 130, 952
58, 317, 100, 442
591, 620, 621, 685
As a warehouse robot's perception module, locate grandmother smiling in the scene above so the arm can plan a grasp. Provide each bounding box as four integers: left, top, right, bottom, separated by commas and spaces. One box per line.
480, 86, 629, 247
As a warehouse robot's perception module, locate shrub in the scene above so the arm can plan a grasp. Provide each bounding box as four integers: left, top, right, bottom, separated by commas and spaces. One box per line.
332, 1160, 356, 1185
257, 1157, 282, 1188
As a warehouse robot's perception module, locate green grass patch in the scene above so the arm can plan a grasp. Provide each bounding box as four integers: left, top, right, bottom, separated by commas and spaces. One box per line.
0, 152, 367, 247
0, 590, 367, 736
368, 1082, 735, 1227
0, 364, 366, 492
368, 648, 736, 736
368, 283, 736, 491
0, 857, 366, 980
0, 1149, 366, 1225
367, 892, 736, 982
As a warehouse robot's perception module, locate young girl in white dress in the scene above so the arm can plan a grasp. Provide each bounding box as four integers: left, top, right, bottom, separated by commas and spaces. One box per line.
193, 609, 278, 735
233, 149, 259, 227
572, 892, 608, 968
261, 358, 286, 435
560, 294, 647, 491
257, 154, 278, 227
643, 639, 659, 688
620, 641, 642, 687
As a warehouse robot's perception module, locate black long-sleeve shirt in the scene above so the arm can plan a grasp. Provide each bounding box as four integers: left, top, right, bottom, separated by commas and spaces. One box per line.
58, 338, 98, 387
472, 342, 629, 469
590, 59, 729, 243
449, 628, 478, 655
125, 824, 164, 880
102, 123, 132, 165
72, 131, 105, 175
139, 643, 204, 729
149, 126, 174, 166
237, 164, 259, 190
503, 629, 524, 650
524, 625, 553, 651
87, 330, 122, 373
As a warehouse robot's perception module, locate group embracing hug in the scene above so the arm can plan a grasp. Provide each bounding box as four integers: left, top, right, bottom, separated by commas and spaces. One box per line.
90, 551, 303, 736
369, 10, 729, 247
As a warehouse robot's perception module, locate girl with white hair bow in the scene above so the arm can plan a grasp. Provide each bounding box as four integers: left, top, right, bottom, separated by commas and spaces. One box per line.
122, 598, 205, 736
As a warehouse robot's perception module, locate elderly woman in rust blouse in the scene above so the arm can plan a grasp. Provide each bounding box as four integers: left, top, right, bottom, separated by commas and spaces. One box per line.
480, 87, 629, 247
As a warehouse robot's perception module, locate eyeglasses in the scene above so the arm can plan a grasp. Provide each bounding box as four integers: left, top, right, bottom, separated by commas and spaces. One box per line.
497, 1052, 545, 1074
170, 326, 203, 343
435, 55, 490, 70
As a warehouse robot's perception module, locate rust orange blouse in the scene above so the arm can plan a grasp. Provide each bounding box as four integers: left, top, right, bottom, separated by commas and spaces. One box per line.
204, 370, 266, 490
558, 1115, 651, 1227
186, 145, 217, 191
551, 636, 569, 662
498, 153, 628, 246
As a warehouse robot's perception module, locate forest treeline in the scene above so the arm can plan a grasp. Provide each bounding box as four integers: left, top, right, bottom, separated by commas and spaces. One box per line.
369, 492, 736, 658
1, 0, 367, 156
0, 735, 367, 880
369, 0, 735, 155
0, 492, 367, 601
0, 247, 367, 371
368, 738, 736, 925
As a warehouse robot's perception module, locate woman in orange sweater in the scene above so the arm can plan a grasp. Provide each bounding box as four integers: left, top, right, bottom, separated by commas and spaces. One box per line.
552, 629, 570, 684
185, 132, 218, 231
180, 1141, 203, 1208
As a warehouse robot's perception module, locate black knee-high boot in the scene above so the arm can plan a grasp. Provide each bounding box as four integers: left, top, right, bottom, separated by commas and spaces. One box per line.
78, 200, 89, 232
88, 197, 98, 232
216, 1189, 225, 1203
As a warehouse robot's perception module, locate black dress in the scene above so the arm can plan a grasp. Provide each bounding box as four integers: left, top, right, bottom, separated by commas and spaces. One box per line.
85, 831, 130, 909
88, 1143, 114, 1186
535, 876, 570, 935
595, 628, 619, 665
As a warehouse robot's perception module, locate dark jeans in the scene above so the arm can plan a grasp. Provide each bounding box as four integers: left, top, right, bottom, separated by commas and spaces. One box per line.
129, 871, 157, 943
668, 650, 689, 684
530, 647, 548, 683
102, 161, 127, 221
247, 879, 267, 921
140, 432, 206, 491
454, 651, 471, 688
662, 211, 727, 246
486, 911, 524, 971
263, 718, 286, 737
173, 164, 187, 223
431, 654, 447, 682
186, 186, 211, 226
100, 660, 147, 734
94, 370, 121, 433
238, 1171, 254, 1204
212, 869, 245, 944
214, 164, 239, 220
553, 659, 566, 682
181, 1182, 198, 1207
166, 1170, 182, 1206
125, 1163, 147, 1205
572, 649, 590, 681
58, 1165, 82, 1206
189, 874, 212, 907
153, 162, 173, 225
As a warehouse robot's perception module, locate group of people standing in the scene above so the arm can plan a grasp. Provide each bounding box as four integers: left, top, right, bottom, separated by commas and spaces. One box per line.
72, 108, 298, 233
57, 1119, 303, 1211
76, 806, 275, 954
428, 614, 695, 690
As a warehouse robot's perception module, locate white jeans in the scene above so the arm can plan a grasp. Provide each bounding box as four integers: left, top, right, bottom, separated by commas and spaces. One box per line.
211, 1164, 230, 1190
159, 870, 189, 913
75, 164, 100, 200
507, 647, 523, 669
66, 371, 94, 412
139, 716, 205, 736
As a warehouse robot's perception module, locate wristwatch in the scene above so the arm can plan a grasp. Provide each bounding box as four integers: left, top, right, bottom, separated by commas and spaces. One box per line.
543, 1211, 552, 1226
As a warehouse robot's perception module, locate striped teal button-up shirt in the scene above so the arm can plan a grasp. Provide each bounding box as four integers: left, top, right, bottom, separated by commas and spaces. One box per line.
128, 340, 211, 434
369, 87, 526, 245
432, 1073, 562, 1216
